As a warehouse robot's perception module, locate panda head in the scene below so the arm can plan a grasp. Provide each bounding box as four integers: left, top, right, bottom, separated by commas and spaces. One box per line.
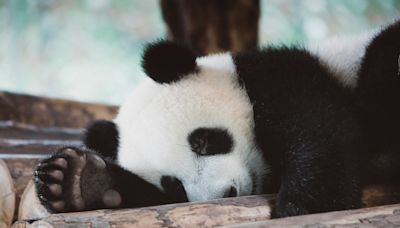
114, 40, 267, 201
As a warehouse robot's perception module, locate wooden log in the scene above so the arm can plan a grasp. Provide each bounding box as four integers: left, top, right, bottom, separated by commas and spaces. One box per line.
4, 158, 41, 217
0, 120, 84, 223
228, 204, 400, 227
0, 120, 84, 212
0, 159, 15, 228
0, 121, 83, 141
160, 0, 260, 55
18, 180, 49, 221
0, 91, 118, 128
0, 121, 83, 156
13, 195, 273, 227
11, 196, 400, 228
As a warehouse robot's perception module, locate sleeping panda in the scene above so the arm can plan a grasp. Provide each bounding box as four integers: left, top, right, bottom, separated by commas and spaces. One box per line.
34, 20, 400, 218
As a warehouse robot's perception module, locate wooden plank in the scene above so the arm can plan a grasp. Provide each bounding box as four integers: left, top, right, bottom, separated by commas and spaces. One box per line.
0, 121, 83, 140
12, 197, 400, 228
0, 159, 15, 228
0, 121, 83, 201
0, 121, 84, 223
0, 121, 83, 156
13, 195, 274, 228
18, 180, 49, 221
4, 158, 40, 223
4, 158, 40, 203
0, 91, 117, 128
228, 204, 400, 227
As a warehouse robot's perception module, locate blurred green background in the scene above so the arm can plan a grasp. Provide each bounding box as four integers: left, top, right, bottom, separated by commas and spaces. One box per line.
0, 0, 399, 104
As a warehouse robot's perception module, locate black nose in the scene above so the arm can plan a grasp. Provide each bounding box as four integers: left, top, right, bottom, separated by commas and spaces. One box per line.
223, 186, 238, 198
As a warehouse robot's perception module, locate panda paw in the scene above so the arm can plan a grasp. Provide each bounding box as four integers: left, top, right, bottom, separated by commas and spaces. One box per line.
34, 147, 121, 212
272, 201, 307, 218
271, 192, 308, 218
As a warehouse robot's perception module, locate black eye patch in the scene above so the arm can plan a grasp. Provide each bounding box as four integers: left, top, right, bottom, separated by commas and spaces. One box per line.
188, 128, 234, 156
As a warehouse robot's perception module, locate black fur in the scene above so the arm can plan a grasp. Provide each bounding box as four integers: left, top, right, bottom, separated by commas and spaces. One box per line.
223, 186, 238, 197
35, 147, 177, 212
234, 47, 362, 217
84, 120, 119, 160
161, 176, 188, 202
356, 20, 400, 184
142, 40, 197, 84
188, 128, 234, 156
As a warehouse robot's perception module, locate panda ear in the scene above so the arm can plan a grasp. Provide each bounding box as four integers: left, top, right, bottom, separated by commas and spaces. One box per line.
142, 40, 197, 84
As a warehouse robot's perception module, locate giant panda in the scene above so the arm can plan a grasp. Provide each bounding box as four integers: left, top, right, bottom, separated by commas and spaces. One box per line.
34, 20, 400, 218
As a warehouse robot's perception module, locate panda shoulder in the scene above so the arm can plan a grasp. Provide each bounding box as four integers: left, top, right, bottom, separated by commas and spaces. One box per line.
307, 30, 378, 88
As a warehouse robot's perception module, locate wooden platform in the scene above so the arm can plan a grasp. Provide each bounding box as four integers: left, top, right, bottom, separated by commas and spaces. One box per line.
1, 92, 400, 227
10, 198, 400, 227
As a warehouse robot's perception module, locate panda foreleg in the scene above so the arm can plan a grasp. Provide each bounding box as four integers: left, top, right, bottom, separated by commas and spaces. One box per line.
34, 147, 172, 213
272, 146, 362, 218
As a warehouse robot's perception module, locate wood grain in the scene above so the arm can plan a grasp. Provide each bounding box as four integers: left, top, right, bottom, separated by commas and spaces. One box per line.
0, 91, 117, 128
13, 195, 274, 228
229, 204, 400, 227
0, 120, 84, 223
12, 198, 400, 228
0, 159, 15, 228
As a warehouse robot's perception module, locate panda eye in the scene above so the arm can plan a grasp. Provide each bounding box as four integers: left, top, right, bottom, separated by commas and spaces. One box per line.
188, 128, 234, 156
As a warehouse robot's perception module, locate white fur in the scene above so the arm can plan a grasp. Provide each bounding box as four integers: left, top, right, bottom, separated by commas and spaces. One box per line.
113, 25, 386, 202
115, 53, 268, 201
308, 30, 377, 88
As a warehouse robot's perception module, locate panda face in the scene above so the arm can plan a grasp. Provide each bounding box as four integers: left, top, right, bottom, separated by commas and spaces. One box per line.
114, 45, 268, 201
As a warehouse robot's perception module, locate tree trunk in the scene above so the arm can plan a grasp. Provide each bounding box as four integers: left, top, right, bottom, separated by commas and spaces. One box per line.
160, 0, 260, 56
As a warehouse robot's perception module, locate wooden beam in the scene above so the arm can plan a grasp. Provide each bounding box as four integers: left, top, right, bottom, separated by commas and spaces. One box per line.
228, 204, 400, 227
0, 159, 15, 228
13, 195, 274, 227
0, 120, 85, 222
0, 91, 117, 128
0, 121, 83, 156
160, 0, 260, 55
12, 196, 400, 227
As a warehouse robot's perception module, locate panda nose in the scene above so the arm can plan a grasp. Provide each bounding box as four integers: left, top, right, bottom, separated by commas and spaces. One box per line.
223, 186, 238, 198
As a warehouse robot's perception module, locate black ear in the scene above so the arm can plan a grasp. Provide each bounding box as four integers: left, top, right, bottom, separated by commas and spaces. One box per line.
142, 40, 197, 83
84, 120, 119, 160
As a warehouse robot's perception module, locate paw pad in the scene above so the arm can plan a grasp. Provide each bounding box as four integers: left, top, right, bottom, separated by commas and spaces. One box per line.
34, 147, 119, 212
